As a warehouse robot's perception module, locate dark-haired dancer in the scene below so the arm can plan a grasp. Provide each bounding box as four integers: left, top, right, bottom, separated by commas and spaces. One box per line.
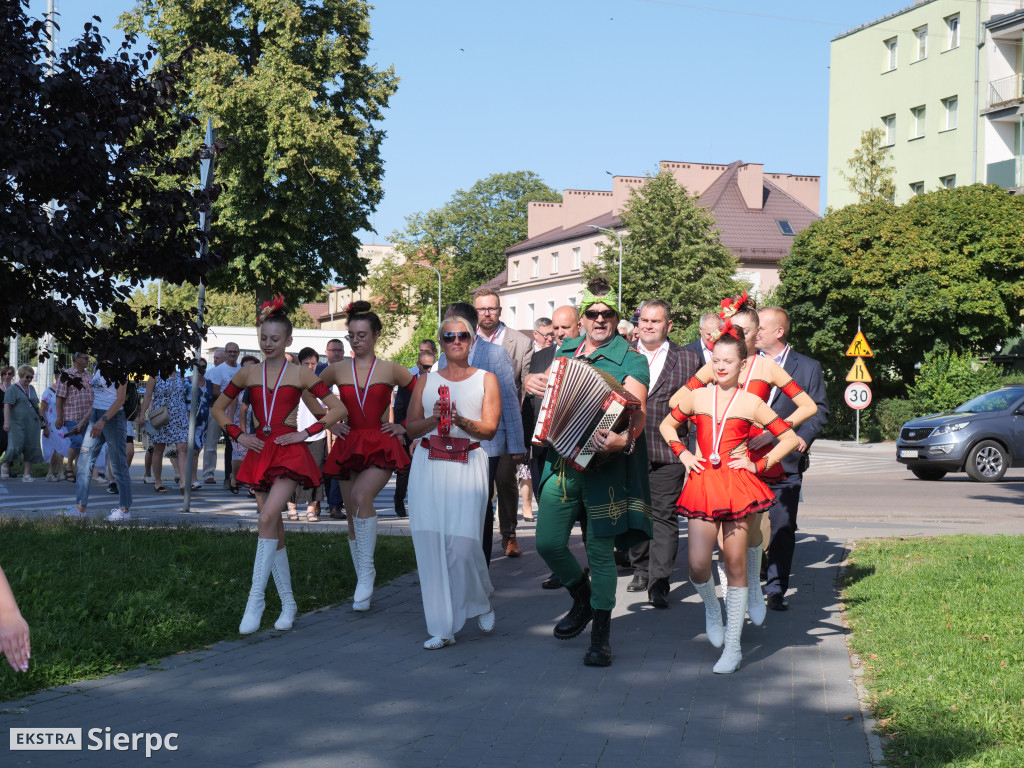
212, 296, 346, 634
321, 301, 416, 611
661, 329, 799, 673
681, 293, 818, 625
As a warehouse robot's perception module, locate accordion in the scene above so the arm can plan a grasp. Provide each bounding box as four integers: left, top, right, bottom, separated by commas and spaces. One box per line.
532, 356, 642, 472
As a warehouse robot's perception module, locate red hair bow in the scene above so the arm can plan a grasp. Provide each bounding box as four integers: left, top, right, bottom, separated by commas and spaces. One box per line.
256, 293, 286, 324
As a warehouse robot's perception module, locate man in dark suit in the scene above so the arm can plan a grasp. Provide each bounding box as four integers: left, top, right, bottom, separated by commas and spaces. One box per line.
753, 306, 829, 611
682, 312, 718, 367
627, 299, 701, 607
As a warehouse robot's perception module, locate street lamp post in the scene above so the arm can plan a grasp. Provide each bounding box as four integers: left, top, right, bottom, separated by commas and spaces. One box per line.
413, 262, 442, 327
586, 225, 623, 311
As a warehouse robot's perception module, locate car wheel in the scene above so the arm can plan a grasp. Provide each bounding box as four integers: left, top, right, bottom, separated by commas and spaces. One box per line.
964, 440, 1008, 482
911, 467, 947, 481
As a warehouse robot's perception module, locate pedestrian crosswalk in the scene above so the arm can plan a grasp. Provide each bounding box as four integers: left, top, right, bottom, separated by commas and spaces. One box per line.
805, 450, 903, 476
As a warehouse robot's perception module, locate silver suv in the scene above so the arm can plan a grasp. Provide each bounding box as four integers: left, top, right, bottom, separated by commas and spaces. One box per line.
896, 385, 1024, 482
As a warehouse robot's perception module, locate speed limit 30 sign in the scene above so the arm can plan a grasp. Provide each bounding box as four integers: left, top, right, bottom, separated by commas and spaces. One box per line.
844, 382, 872, 410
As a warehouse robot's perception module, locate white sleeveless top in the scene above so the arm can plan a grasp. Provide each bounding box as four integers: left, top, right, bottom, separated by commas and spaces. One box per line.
419, 369, 486, 440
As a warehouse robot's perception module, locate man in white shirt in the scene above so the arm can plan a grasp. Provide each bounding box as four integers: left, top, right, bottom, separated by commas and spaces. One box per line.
206, 342, 241, 486
473, 289, 531, 558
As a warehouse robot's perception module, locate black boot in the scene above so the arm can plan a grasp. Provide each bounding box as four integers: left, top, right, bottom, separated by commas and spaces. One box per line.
553, 574, 593, 640
583, 609, 612, 667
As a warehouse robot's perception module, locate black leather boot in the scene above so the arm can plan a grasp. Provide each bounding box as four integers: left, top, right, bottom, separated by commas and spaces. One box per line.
553, 574, 593, 639
583, 609, 612, 666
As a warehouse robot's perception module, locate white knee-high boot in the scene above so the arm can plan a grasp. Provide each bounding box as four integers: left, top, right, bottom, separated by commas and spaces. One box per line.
240, 538, 278, 634
691, 578, 724, 648
746, 544, 766, 626
714, 586, 748, 674
716, 559, 729, 620
272, 547, 297, 630
352, 515, 377, 611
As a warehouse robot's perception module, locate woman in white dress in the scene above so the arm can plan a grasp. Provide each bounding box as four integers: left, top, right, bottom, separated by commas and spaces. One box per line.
405, 315, 501, 650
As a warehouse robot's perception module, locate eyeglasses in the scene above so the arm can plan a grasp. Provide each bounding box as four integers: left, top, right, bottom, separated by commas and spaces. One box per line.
441, 331, 473, 343
536, 332, 555, 339
476, 307, 500, 314
583, 309, 618, 321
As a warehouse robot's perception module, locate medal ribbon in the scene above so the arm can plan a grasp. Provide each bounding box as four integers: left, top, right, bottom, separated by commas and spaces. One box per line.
261, 361, 288, 433
351, 357, 378, 415
710, 384, 741, 464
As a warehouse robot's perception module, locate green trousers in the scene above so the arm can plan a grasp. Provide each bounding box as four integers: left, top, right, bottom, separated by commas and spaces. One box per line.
535, 466, 617, 611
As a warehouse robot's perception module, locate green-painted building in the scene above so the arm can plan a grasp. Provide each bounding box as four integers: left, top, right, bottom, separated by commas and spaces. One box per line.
828, 0, 1024, 207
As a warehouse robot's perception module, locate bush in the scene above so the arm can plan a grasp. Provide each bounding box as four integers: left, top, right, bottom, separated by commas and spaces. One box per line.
874, 399, 919, 441
907, 350, 1003, 415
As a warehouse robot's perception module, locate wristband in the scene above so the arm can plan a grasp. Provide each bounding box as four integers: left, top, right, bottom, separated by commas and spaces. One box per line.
669, 441, 686, 457
755, 457, 769, 474
225, 424, 243, 441
305, 422, 326, 437
670, 406, 686, 422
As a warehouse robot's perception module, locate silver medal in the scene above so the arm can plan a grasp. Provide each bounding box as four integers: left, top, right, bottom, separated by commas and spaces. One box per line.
709, 452, 721, 466
262, 425, 272, 436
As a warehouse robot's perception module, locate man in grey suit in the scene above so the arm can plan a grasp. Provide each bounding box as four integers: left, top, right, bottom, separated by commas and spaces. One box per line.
440, 302, 527, 566
473, 288, 531, 557
753, 306, 829, 611
628, 300, 701, 608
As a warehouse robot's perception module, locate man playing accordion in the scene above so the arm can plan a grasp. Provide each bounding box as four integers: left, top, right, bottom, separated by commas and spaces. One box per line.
524, 277, 652, 667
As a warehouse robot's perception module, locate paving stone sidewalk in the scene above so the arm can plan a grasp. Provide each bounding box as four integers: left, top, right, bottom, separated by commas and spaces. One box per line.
0, 521, 876, 768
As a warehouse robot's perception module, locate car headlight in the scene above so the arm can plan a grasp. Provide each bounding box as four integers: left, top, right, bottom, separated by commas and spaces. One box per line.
932, 421, 969, 436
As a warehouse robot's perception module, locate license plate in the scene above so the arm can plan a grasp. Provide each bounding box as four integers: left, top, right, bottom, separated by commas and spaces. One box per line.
899, 449, 919, 459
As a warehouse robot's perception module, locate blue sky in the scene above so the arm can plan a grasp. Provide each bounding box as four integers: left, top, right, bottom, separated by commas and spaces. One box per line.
28, 0, 907, 244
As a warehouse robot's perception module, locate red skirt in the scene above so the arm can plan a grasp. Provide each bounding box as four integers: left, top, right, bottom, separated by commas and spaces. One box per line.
676, 465, 775, 522
235, 432, 323, 492
322, 428, 411, 479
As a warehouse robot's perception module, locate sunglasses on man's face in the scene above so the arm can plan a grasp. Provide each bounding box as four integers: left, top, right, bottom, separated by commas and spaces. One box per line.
583, 309, 617, 321
441, 331, 473, 343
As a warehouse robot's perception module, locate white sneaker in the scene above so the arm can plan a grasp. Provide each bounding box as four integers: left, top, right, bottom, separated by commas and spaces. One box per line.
62, 505, 87, 518
22, 475, 34, 483
143, 476, 155, 485
105, 509, 132, 522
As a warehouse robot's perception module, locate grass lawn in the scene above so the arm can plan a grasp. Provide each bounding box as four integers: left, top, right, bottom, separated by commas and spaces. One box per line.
0, 517, 417, 702
841, 535, 1024, 768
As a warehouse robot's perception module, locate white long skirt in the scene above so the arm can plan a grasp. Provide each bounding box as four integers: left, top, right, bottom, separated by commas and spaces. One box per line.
408, 444, 493, 639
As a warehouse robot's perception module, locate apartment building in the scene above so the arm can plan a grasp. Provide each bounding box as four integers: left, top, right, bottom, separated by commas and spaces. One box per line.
828, 0, 1024, 208
498, 160, 819, 329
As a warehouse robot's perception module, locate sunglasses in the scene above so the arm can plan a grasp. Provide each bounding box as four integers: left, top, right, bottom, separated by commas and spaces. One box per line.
441, 331, 473, 343
583, 309, 618, 321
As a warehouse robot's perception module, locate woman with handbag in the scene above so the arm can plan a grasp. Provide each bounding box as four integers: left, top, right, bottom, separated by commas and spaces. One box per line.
2, 366, 47, 482
405, 314, 500, 650
211, 296, 346, 634
320, 301, 416, 611
137, 368, 189, 493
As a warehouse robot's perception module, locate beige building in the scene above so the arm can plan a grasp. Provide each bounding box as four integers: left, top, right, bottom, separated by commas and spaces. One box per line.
498, 160, 819, 328
828, 0, 1024, 208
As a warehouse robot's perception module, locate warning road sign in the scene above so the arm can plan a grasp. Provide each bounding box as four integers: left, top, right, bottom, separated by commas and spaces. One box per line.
846, 358, 872, 383
845, 332, 873, 357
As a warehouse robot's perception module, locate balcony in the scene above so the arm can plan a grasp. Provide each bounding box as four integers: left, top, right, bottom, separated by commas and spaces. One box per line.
986, 158, 1023, 189
988, 74, 1024, 109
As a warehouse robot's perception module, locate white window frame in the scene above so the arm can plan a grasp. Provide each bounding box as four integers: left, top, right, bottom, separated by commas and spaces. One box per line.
946, 14, 960, 50
531, 255, 539, 278
550, 251, 559, 274
883, 114, 896, 146
568, 295, 577, 308
940, 174, 956, 189
546, 300, 555, 318
526, 302, 535, 327
910, 105, 926, 139
507, 305, 517, 328
884, 37, 898, 71
572, 246, 581, 270
942, 96, 958, 131
914, 26, 927, 61
512, 260, 520, 281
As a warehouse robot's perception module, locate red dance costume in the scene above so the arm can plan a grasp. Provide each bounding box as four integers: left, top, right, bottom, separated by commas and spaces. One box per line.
684, 356, 812, 481
673, 392, 796, 522
226, 380, 329, 492
323, 384, 411, 479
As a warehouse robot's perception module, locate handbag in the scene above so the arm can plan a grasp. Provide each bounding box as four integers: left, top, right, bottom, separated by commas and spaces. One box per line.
147, 405, 170, 429
426, 434, 473, 463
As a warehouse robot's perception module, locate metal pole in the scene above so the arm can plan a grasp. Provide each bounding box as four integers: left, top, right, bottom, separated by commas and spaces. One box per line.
586, 225, 624, 310
413, 262, 442, 327
183, 119, 216, 513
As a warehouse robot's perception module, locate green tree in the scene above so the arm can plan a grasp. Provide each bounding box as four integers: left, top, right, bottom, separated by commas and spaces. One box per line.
121, 283, 317, 330
839, 127, 896, 205
584, 170, 741, 341
391, 171, 562, 303
1, 2, 218, 380
777, 184, 1024, 401
119, 0, 399, 308
907, 349, 1004, 414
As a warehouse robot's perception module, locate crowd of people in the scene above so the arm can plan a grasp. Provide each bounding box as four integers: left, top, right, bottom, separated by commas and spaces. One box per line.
0, 281, 828, 674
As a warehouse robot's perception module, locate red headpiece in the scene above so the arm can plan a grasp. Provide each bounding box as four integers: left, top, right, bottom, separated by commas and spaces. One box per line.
718, 290, 748, 323
256, 293, 286, 324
